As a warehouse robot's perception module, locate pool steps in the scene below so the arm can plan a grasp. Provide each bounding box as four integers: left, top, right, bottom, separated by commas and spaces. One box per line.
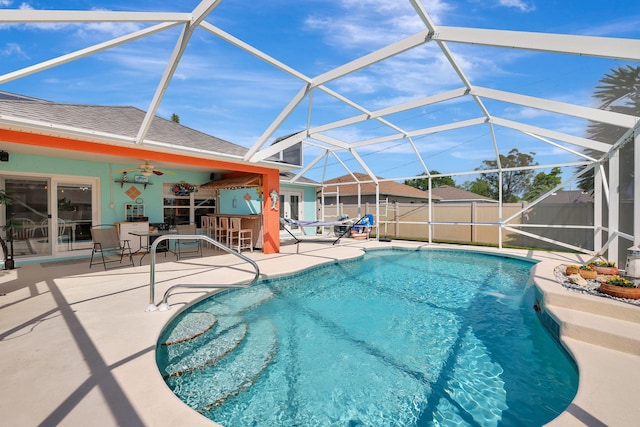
165, 318, 278, 413
161, 320, 248, 379
159, 285, 279, 411
539, 281, 640, 357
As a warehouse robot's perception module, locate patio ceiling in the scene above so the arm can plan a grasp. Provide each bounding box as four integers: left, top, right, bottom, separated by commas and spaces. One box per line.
0, 0, 638, 189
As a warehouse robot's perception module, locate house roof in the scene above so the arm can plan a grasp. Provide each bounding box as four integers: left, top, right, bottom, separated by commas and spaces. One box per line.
320, 173, 441, 201
429, 185, 497, 203
0, 96, 250, 158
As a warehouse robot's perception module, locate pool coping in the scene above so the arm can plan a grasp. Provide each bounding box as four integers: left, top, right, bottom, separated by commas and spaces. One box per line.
0, 240, 638, 426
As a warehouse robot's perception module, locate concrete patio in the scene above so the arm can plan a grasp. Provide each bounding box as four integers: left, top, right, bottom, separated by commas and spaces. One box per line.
1, 240, 639, 427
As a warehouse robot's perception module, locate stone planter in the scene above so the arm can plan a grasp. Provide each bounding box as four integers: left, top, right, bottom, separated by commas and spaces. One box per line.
599, 282, 640, 300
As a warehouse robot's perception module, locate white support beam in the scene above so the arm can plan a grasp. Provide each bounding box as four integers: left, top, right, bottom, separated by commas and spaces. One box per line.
199, 21, 311, 83
349, 148, 378, 184
472, 86, 639, 129
312, 30, 432, 87
491, 117, 612, 152
250, 131, 306, 163
136, 0, 223, 145
245, 84, 310, 161
309, 133, 352, 150
609, 151, 620, 262
0, 22, 179, 84
434, 26, 640, 61
290, 150, 328, 183
348, 117, 487, 148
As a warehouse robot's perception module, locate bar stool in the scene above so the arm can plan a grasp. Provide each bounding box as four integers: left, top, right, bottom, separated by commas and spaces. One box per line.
227, 217, 253, 252
200, 215, 216, 246
216, 216, 229, 246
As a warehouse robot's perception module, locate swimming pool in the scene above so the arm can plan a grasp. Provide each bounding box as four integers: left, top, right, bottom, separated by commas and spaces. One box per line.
156, 249, 578, 426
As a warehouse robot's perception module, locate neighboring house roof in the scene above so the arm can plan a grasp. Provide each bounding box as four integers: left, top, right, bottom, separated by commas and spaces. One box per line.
0, 96, 250, 157
320, 172, 441, 201
537, 190, 593, 204
429, 185, 497, 203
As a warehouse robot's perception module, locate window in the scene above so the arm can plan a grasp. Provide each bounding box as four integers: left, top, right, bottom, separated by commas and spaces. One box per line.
163, 184, 216, 228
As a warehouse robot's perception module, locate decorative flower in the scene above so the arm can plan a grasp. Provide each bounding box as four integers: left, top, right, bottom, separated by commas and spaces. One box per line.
173, 181, 198, 196
605, 275, 635, 288
589, 260, 616, 267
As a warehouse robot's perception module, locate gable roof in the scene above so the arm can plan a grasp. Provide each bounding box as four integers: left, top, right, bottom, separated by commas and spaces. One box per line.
320, 173, 441, 200
429, 185, 497, 203
0, 97, 249, 158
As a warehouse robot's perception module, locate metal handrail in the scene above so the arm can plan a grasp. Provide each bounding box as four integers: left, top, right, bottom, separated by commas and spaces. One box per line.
145, 234, 260, 312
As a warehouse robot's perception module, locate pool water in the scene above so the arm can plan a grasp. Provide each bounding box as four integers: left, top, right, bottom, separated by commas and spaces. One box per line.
157, 249, 578, 426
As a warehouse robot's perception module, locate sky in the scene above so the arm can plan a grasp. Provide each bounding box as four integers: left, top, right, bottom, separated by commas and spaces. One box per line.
1, 0, 639, 185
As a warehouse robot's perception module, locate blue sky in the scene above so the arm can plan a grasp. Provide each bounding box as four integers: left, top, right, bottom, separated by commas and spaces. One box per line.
1, 0, 639, 184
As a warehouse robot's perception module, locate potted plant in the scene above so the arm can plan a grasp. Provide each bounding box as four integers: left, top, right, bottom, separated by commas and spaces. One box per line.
565, 265, 581, 275
588, 260, 619, 276
0, 189, 16, 269
578, 264, 598, 280
599, 275, 640, 299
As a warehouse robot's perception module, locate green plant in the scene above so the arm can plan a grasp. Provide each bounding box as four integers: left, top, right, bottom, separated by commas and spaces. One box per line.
590, 260, 616, 267
580, 264, 594, 271
605, 275, 635, 288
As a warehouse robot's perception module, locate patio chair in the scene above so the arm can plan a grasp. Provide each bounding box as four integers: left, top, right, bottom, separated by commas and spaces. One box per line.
89, 224, 134, 270
10, 217, 36, 240
175, 223, 203, 260
40, 218, 71, 249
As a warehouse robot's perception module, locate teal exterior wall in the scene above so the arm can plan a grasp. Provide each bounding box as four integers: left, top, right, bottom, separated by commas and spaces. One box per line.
1, 152, 316, 225
0, 152, 211, 224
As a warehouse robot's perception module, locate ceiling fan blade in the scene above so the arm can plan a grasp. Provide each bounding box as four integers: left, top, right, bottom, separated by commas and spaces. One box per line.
116, 168, 139, 173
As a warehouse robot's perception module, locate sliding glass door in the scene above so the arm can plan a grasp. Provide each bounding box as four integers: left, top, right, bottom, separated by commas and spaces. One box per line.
1, 175, 97, 258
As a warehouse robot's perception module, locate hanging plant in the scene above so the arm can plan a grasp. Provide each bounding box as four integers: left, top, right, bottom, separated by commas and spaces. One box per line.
173, 181, 198, 196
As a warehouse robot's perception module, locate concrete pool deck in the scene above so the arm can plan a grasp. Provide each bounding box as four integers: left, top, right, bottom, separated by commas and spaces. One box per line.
0, 240, 638, 427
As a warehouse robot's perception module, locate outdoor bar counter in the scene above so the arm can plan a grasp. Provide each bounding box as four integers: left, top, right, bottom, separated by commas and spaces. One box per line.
207, 213, 263, 249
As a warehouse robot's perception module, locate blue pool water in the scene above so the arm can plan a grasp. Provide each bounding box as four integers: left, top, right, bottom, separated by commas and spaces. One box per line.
157, 249, 578, 426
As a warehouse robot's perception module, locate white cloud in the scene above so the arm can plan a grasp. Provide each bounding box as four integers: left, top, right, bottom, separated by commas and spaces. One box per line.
496, 0, 535, 12
0, 42, 27, 58
0, 0, 13, 7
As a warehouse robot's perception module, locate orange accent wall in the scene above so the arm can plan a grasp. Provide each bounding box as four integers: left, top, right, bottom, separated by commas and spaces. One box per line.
0, 129, 281, 254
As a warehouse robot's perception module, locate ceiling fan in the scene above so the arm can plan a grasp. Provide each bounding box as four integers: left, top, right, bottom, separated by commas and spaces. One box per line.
117, 161, 175, 177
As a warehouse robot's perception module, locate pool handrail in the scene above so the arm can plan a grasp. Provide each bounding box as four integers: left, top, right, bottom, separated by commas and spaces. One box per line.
145, 234, 260, 312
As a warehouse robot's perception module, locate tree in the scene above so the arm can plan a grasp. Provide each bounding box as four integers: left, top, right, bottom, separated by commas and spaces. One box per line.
170, 113, 180, 123
523, 167, 562, 202
577, 65, 640, 192
404, 171, 456, 191
476, 148, 537, 202
461, 177, 494, 198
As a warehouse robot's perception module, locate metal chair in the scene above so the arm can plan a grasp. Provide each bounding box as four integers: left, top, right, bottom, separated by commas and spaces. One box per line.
175, 223, 203, 260
89, 224, 134, 270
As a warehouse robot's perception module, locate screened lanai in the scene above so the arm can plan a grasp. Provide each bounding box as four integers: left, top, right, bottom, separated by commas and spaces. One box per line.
0, 1, 639, 268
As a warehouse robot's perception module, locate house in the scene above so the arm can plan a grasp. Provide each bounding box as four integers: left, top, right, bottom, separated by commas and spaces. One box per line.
0, 92, 315, 262
429, 185, 497, 204
535, 190, 593, 204
319, 172, 442, 205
